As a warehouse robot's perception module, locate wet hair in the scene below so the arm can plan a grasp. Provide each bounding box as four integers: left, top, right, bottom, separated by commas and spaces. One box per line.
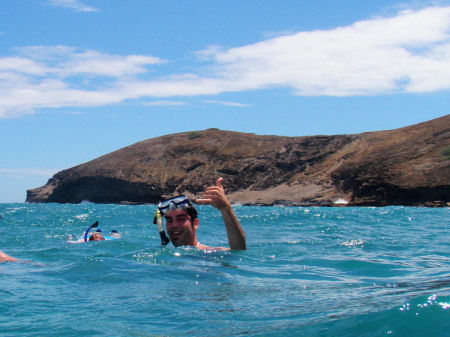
186, 204, 198, 220
89, 232, 105, 241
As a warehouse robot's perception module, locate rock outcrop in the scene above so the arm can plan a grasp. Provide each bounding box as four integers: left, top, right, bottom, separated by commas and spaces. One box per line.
26, 115, 450, 206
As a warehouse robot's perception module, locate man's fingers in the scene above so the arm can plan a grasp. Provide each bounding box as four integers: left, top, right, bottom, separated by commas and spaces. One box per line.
195, 198, 212, 204
205, 188, 220, 195
195, 196, 217, 203
195, 178, 226, 206
216, 177, 224, 189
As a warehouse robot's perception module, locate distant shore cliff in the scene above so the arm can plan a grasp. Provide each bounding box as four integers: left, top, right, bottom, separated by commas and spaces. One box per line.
27, 115, 450, 207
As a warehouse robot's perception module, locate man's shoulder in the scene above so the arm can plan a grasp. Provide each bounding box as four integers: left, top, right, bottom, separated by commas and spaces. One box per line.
197, 244, 230, 251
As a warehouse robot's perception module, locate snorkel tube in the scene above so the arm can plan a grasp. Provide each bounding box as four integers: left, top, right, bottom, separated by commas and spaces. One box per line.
83, 221, 100, 242
153, 210, 170, 246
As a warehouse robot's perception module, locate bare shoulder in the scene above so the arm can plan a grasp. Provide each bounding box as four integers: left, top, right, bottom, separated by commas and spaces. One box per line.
197, 244, 230, 251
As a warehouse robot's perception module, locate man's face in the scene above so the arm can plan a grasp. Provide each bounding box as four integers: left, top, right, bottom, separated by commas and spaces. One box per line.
164, 209, 198, 247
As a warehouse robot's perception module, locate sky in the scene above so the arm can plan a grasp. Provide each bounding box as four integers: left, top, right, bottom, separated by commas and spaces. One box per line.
1, 0, 450, 203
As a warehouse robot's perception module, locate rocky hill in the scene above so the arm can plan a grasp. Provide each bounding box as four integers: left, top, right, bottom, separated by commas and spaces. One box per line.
26, 115, 450, 206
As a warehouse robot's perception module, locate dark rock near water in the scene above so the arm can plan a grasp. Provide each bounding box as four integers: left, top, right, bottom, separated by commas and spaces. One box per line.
26, 115, 450, 207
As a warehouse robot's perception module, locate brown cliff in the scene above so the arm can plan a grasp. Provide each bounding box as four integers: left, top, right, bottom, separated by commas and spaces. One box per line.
26, 115, 450, 206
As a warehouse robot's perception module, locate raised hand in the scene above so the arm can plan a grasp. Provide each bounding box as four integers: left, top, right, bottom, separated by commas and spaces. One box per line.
196, 177, 232, 211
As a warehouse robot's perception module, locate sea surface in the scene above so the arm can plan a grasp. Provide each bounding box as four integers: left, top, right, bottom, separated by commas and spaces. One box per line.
0, 203, 449, 337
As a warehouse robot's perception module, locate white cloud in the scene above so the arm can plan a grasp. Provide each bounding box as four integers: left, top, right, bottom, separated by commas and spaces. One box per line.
45, 0, 99, 12
204, 100, 251, 107
1, 6, 450, 118
194, 45, 224, 61
0, 168, 58, 177
67, 110, 87, 115
144, 100, 188, 106
14, 45, 164, 77
0, 46, 165, 117
208, 6, 450, 96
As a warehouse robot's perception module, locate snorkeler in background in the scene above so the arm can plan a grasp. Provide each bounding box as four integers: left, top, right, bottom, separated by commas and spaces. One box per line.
68, 221, 121, 243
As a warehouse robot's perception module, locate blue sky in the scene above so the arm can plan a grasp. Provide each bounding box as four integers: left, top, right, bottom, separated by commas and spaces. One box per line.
1, 0, 449, 203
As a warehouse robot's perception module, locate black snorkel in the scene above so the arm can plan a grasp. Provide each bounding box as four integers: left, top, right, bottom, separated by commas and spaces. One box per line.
83, 221, 100, 242
153, 210, 170, 246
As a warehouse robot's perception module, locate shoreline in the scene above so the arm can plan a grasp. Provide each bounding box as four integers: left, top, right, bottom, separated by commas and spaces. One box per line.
7, 200, 449, 208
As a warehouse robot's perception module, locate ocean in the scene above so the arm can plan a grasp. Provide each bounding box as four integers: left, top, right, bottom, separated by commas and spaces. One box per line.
0, 203, 449, 336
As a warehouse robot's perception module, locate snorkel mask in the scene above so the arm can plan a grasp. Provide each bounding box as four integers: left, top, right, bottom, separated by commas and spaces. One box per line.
157, 195, 198, 219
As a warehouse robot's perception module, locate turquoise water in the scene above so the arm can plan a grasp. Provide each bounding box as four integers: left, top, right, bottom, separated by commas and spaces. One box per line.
1, 204, 449, 336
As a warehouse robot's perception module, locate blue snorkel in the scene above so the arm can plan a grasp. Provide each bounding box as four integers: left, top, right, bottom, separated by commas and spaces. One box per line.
83, 221, 101, 242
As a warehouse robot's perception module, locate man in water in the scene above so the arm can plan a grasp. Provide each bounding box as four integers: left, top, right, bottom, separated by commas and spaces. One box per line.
158, 178, 247, 250
68, 227, 121, 243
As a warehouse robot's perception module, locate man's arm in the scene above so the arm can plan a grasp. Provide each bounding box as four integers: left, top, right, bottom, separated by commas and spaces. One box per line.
0, 250, 19, 262
196, 178, 247, 250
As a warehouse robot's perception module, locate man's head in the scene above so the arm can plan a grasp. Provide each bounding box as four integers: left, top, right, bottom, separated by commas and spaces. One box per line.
158, 195, 199, 247
89, 232, 105, 241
